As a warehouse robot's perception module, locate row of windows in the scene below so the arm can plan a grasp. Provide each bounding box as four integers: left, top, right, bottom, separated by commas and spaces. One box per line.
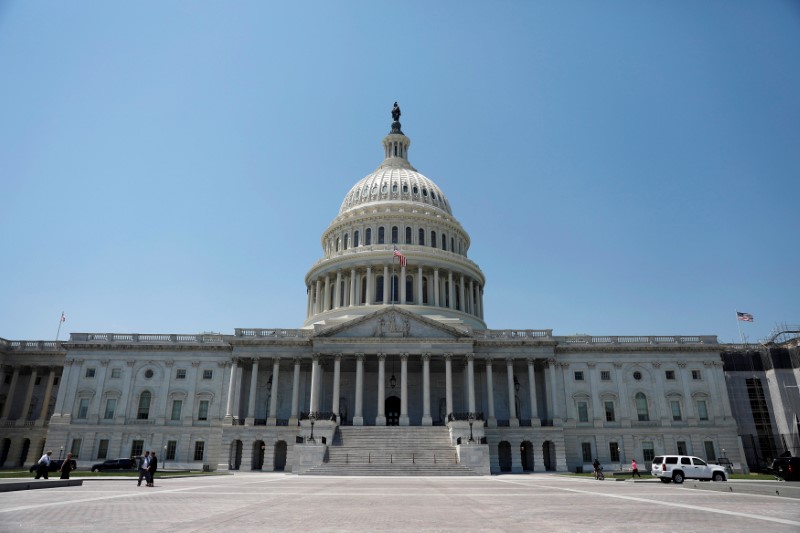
576, 396, 710, 423
580, 440, 718, 463
73, 438, 205, 461
573, 369, 703, 381
76, 394, 211, 422
83, 368, 214, 380
348, 178, 449, 211
328, 225, 466, 257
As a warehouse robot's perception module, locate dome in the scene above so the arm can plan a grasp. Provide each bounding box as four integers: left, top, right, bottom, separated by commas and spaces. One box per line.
339, 166, 452, 216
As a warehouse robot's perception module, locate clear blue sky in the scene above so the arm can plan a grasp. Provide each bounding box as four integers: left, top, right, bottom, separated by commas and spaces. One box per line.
1, 1, 798, 344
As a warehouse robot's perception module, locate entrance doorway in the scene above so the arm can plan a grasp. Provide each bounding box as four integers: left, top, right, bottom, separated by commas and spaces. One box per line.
498, 441, 512, 472
521, 441, 534, 471
385, 396, 400, 426
542, 441, 555, 471
274, 441, 287, 471
230, 440, 242, 470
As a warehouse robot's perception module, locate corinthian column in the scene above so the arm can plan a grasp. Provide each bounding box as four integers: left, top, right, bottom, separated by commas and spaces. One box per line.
399, 354, 409, 426
422, 354, 432, 426
353, 354, 364, 426
224, 359, 238, 422
507, 358, 519, 427
376, 354, 386, 425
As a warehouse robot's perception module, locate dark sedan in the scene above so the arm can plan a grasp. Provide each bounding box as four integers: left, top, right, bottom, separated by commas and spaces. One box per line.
771, 456, 800, 481
90, 458, 136, 472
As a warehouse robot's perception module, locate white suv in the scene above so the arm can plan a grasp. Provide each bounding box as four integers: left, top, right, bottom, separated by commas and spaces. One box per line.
650, 455, 728, 484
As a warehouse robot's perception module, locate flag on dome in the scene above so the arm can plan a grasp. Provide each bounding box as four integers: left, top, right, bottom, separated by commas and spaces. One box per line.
736, 311, 754, 322
393, 247, 407, 267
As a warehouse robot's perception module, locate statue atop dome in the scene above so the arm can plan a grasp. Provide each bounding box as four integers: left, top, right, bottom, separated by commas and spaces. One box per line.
390, 101, 403, 134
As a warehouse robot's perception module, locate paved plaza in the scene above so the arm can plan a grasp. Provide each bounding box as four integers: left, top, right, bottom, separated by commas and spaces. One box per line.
1, 473, 799, 532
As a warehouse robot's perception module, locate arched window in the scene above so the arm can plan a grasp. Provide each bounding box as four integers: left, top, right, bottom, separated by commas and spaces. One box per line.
376, 275, 384, 303
405, 275, 414, 303
441, 233, 447, 250
365, 228, 372, 245
361, 277, 367, 304
343, 234, 349, 250
335, 238, 340, 252
405, 227, 412, 244
354, 230, 360, 248
431, 231, 437, 248
635, 392, 650, 421
391, 226, 398, 244
378, 227, 385, 244
418, 229, 425, 246
137, 391, 151, 420
451, 237, 455, 252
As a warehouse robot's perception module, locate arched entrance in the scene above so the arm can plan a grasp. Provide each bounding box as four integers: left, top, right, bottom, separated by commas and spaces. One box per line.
0, 438, 10, 467
542, 441, 555, 471
385, 396, 400, 426
498, 441, 512, 472
274, 441, 287, 472
520, 441, 534, 472
230, 440, 242, 470
253, 440, 265, 470
19, 439, 30, 467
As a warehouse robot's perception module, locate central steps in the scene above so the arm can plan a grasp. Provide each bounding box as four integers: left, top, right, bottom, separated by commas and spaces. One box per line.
300, 426, 479, 476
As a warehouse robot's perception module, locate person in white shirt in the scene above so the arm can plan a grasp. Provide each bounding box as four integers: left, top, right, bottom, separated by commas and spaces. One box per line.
35, 450, 53, 479
137, 451, 150, 486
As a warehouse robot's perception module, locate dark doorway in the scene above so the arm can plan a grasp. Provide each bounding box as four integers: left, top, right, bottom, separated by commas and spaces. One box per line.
386, 396, 400, 426
274, 441, 287, 472
19, 439, 30, 467
253, 440, 265, 470
543, 441, 555, 471
499, 441, 512, 472
521, 441, 534, 472
230, 440, 242, 470
0, 438, 10, 467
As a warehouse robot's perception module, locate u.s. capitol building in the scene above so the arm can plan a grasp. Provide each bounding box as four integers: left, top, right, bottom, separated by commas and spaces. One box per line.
0, 106, 747, 475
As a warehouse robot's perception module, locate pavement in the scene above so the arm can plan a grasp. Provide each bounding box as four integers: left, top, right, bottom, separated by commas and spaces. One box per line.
1, 473, 799, 532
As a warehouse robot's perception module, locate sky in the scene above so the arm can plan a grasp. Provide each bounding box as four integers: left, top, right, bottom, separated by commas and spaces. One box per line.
1, 1, 798, 345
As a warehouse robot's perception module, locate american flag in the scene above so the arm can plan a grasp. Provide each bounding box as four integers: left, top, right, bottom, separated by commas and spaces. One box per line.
393, 247, 407, 267
60, 312, 66, 323
736, 312, 753, 322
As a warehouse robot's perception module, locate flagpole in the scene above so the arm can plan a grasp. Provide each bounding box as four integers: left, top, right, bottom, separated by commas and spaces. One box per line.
56, 312, 64, 341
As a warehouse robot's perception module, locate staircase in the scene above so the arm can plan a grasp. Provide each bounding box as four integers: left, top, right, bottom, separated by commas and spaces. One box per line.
301, 426, 480, 476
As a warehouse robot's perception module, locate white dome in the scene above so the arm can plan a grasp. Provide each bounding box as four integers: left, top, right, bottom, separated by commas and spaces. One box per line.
339, 167, 452, 216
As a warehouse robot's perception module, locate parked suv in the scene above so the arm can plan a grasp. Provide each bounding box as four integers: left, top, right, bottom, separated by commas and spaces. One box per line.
771, 456, 800, 481
90, 458, 136, 472
651, 455, 728, 484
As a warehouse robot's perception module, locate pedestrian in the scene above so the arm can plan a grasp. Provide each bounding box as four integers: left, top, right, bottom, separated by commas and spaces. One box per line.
147, 450, 158, 487
35, 450, 53, 479
137, 451, 150, 486
631, 458, 641, 478
60, 453, 75, 479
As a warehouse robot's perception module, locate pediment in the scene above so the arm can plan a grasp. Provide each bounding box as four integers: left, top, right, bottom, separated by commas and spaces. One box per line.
315, 307, 470, 340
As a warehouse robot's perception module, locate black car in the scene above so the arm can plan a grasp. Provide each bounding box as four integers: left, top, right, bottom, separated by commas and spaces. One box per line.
90, 458, 136, 472
771, 456, 800, 481
29, 459, 76, 473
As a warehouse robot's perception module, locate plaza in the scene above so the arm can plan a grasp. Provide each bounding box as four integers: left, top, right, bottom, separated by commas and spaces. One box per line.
1, 473, 799, 532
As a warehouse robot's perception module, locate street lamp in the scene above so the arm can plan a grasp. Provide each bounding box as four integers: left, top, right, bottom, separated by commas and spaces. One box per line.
468, 412, 475, 443
308, 413, 316, 443
163, 445, 168, 470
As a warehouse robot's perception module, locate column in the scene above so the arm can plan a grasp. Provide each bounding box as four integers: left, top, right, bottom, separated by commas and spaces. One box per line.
20, 368, 37, 421
469, 279, 475, 314
614, 362, 631, 421
507, 358, 519, 427
400, 264, 407, 303
588, 362, 603, 425
679, 363, 695, 420
323, 276, 331, 311
459, 275, 466, 312
448, 271, 454, 309
383, 265, 389, 303
50, 363, 69, 418
37, 367, 56, 423
366, 266, 372, 304
289, 357, 301, 425
349, 268, 356, 307
376, 354, 386, 425
399, 354, 409, 425
547, 359, 559, 421
224, 359, 238, 421
332, 354, 341, 422
334, 271, 342, 308
433, 269, 440, 307
307, 284, 313, 318
422, 354, 432, 425
527, 358, 539, 424
60, 359, 82, 419
155, 360, 170, 424
246, 359, 259, 424
417, 266, 424, 305
309, 354, 320, 413
651, 362, 666, 422
444, 354, 453, 421
315, 280, 322, 314
268, 358, 280, 423
354, 354, 364, 425
485, 359, 496, 427
466, 355, 476, 413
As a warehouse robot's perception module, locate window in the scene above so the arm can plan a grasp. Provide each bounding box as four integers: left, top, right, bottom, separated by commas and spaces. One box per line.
166, 440, 177, 461
176, 369, 186, 380
365, 228, 372, 245
77, 398, 89, 419
697, 400, 709, 421
405, 227, 412, 244
111, 368, 121, 379
578, 401, 588, 423
144, 369, 154, 379
642, 441, 655, 461
104, 398, 116, 419
582, 442, 592, 462
609, 442, 620, 462
574, 371, 584, 381
391, 226, 398, 244
343, 233, 348, 250
704, 441, 716, 461
202, 370, 213, 380
600, 370, 611, 381
194, 441, 205, 461
692, 457, 708, 466
70, 439, 82, 458
354, 230, 360, 247
692, 370, 702, 380
35, 377, 42, 385
171, 400, 183, 421
131, 440, 144, 458
418, 228, 425, 246
137, 391, 151, 420
378, 227, 385, 244
604, 401, 615, 422
441, 233, 446, 250
633, 371, 642, 380
85, 368, 96, 378
97, 439, 109, 459
430, 231, 436, 248
665, 370, 675, 380
376, 275, 384, 303
670, 400, 682, 421
681, 456, 691, 465
635, 393, 650, 421
677, 441, 687, 455
198, 400, 209, 421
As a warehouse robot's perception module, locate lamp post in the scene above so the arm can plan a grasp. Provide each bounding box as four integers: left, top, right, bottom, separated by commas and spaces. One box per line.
309, 412, 316, 443
164, 445, 168, 470
468, 412, 475, 443
59, 446, 64, 460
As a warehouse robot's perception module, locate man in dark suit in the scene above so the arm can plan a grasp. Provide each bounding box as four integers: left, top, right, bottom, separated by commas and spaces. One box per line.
147, 450, 158, 487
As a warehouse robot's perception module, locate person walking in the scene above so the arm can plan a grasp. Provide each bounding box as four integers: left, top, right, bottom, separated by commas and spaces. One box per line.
146, 451, 158, 487
59, 453, 75, 479
137, 451, 150, 486
631, 459, 642, 478
35, 450, 53, 479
